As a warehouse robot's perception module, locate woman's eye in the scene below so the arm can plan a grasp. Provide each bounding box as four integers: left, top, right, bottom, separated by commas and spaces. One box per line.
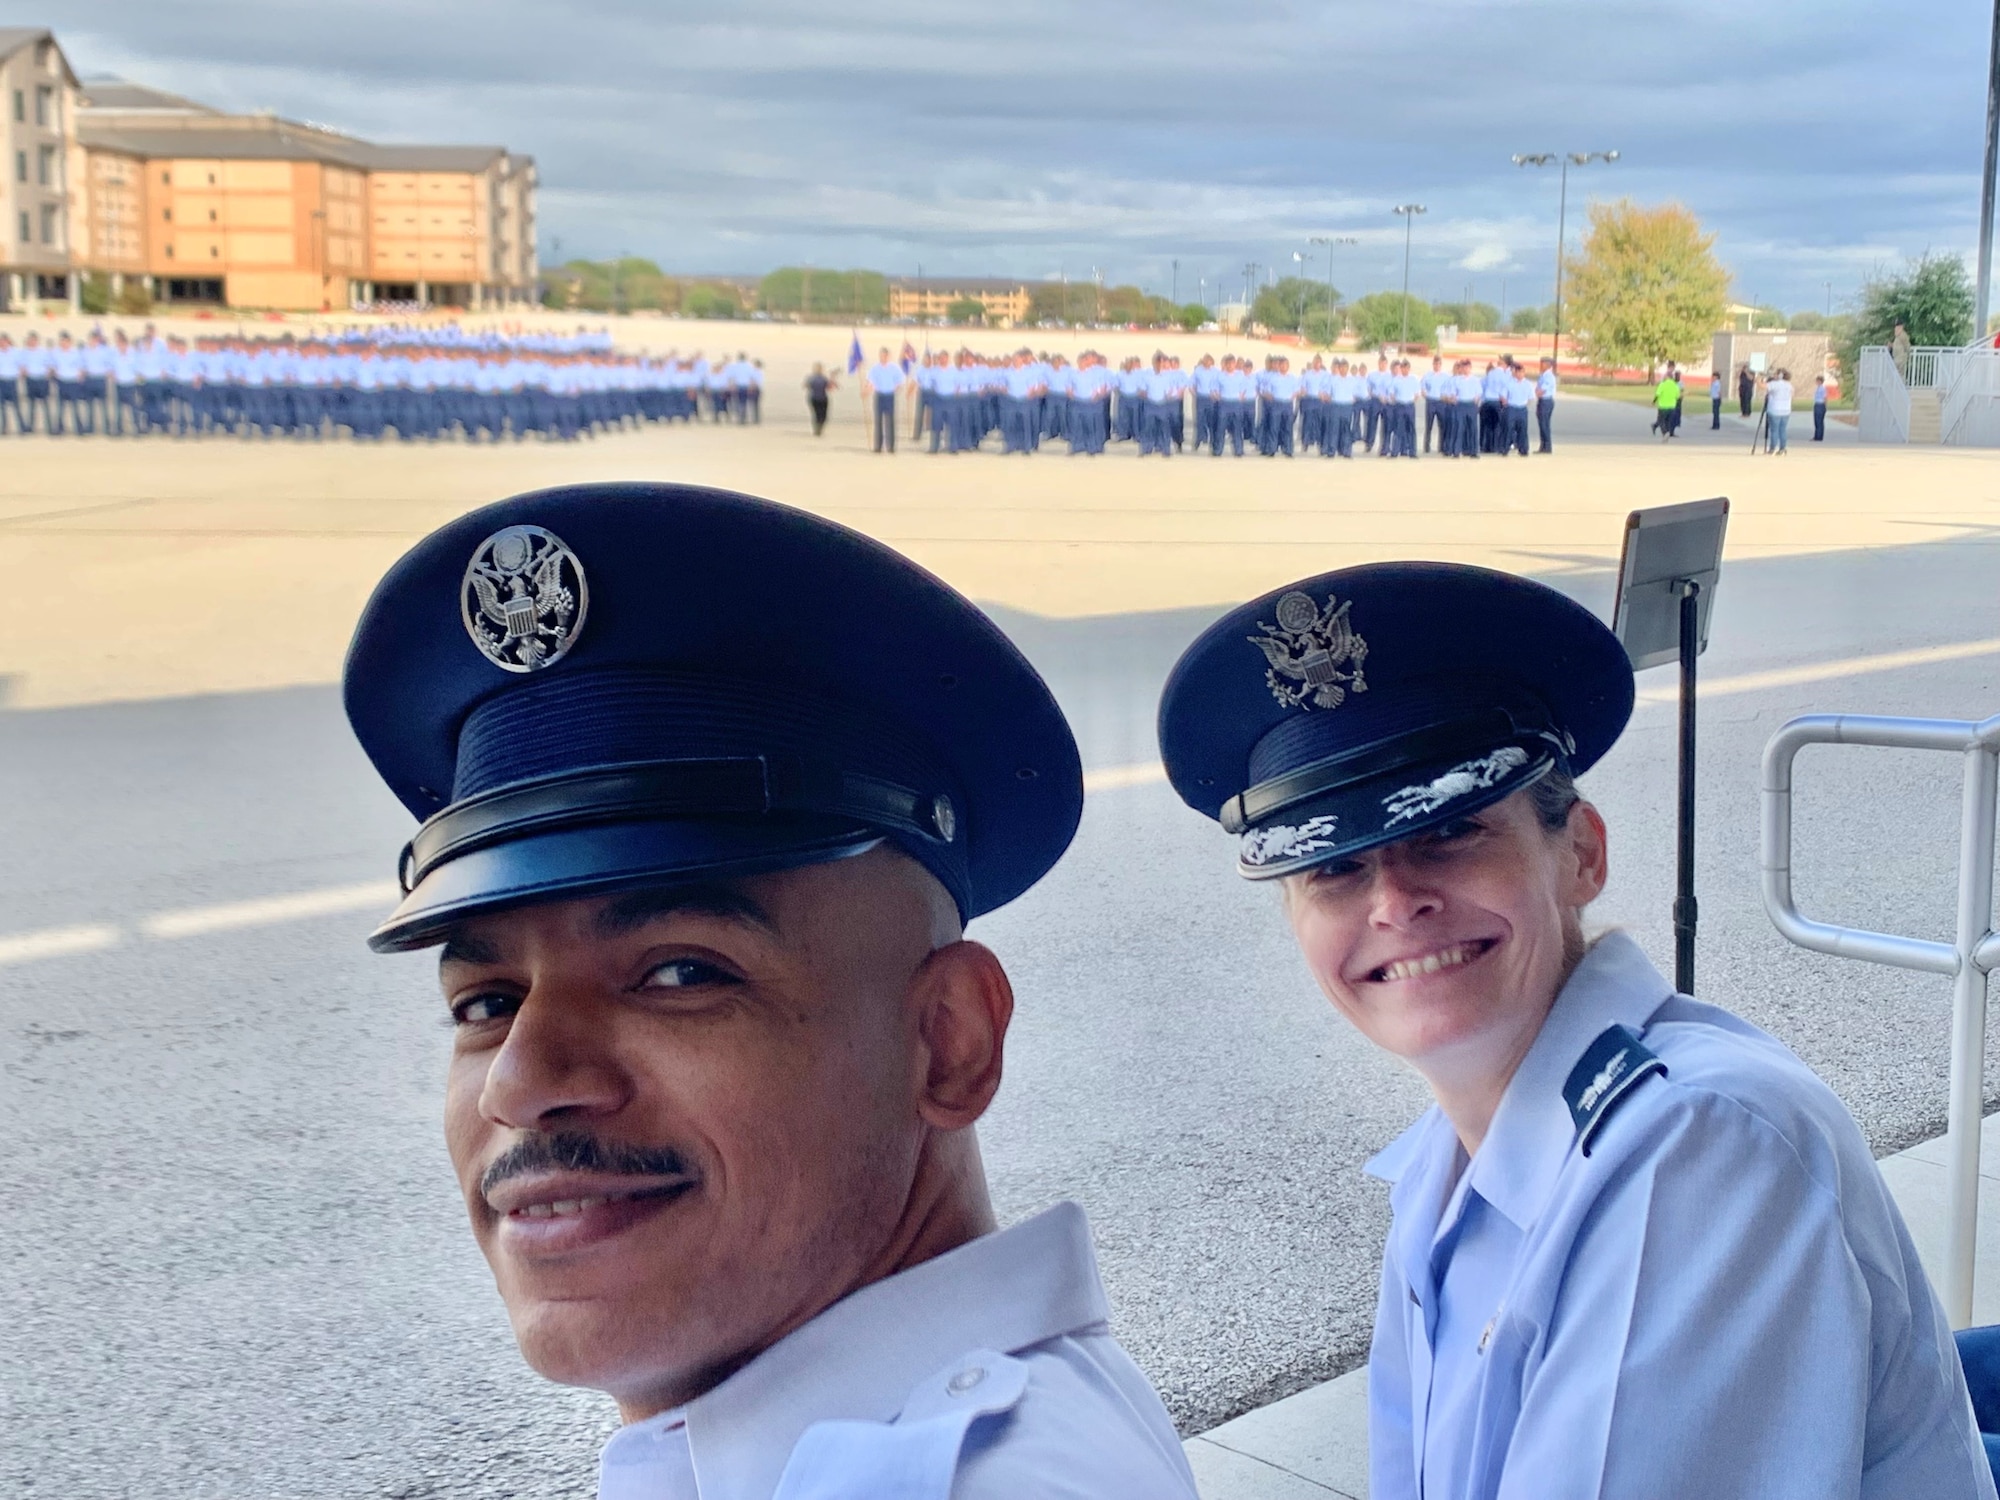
1429, 817, 1483, 844
1311, 858, 1365, 881
640, 957, 738, 989
450, 993, 519, 1026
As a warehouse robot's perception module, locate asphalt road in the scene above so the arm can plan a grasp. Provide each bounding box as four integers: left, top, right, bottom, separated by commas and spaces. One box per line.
3, 524, 1996, 1499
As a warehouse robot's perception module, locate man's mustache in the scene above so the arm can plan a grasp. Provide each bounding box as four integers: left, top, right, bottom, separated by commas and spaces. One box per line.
480, 1131, 694, 1201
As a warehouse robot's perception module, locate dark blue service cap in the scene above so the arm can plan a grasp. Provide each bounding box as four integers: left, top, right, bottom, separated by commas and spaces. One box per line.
344, 483, 1083, 952
1157, 563, 1633, 878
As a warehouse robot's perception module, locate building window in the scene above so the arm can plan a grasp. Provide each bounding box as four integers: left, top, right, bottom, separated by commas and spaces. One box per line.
37, 145, 54, 187
163, 207, 172, 222
40, 203, 58, 245
209, 245, 219, 258
161, 169, 170, 185
12, 150, 22, 183
16, 209, 26, 243
208, 209, 216, 222
11, 89, 21, 122
165, 243, 174, 258
35, 86, 51, 127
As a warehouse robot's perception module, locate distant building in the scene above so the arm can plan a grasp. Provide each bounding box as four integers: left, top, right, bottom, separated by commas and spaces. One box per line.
0, 28, 80, 309
0, 27, 538, 313
888, 276, 1036, 327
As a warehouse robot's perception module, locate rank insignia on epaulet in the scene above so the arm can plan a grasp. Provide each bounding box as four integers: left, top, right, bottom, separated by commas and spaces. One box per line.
1563, 1024, 1668, 1157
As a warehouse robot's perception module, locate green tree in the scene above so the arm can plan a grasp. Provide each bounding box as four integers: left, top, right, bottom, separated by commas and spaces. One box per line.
1347, 291, 1434, 350
1432, 300, 1501, 332
945, 298, 987, 325
114, 279, 152, 315
79, 272, 113, 315
1508, 304, 1552, 335
1846, 252, 1975, 370
1028, 281, 1093, 325
683, 282, 743, 319
758, 267, 890, 319
1250, 276, 1339, 333
1562, 200, 1729, 374
1175, 303, 1208, 332
1100, 284, 1173, 325
1302, 306, 1345, 347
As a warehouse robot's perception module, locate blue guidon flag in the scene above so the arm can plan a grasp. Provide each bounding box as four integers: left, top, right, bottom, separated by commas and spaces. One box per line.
847, 332, 864, 374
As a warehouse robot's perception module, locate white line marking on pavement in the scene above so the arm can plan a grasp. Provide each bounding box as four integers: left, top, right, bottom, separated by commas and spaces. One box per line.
1637, 637, 2000, 704
0, 923, 122, 967
0, 635, 1993, 971
139, 880, 401, 940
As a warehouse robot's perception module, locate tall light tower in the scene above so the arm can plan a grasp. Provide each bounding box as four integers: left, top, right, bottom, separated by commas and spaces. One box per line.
1309, 234, 1357, 346
1513, 149, 1618, 366
1978, 0, 2000, 340
1392, 205, 1426, 349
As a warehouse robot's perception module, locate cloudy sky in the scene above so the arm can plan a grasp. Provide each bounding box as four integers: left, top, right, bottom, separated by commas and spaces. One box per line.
38, 0, 1999, 313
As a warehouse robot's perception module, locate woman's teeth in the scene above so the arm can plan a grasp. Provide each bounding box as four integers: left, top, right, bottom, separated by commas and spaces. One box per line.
1376, 942, 1486, 983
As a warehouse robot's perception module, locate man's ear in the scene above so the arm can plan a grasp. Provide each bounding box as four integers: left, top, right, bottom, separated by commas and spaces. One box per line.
908, 940, 1013, 1131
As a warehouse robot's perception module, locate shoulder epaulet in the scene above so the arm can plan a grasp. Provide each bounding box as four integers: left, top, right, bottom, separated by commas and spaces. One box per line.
1563, 1024, 1668, 1157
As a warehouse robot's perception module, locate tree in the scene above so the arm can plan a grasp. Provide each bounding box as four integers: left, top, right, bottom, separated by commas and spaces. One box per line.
1347, 291, 1434, 350
1302, 306, 1345, 347
1508, 304, 1552, 334
1175, 303, 1208, 332
945, 298, 987, 325
1100, 284, 1173, 325
758, 267, 889, 319
683, 283, 743, 319
1853, 252, 1974, 351
1562, 200, 1729, 374
1250, 276, 1339, 334
79, 272, 113, 315
114, 280, 152, 315
1432, 300, 1500, 332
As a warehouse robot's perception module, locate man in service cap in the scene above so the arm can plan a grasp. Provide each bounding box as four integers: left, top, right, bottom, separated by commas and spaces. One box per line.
344, 483, 1197, 1498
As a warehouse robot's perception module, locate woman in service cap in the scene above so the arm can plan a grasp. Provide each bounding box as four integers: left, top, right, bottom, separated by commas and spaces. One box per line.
1157, 562, 1991, 1500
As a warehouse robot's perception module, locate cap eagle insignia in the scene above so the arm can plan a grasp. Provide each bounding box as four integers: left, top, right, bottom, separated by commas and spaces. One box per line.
461, 525, 590, 673
1251, 591, 1369, 710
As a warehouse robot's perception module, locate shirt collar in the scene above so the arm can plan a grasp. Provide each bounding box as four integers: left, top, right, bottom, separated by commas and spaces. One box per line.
672, 1201, 1107, 1500
1464, 930, 1672, 1230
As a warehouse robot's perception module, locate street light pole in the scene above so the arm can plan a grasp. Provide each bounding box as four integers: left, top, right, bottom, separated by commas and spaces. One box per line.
1309, 234, 1357, 347
1513, 149, 1618, 367
1979, 0, 2000, 340
1393, 205, 1426, 349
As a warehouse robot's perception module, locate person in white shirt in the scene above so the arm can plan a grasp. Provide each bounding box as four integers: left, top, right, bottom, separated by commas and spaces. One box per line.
344, 486, 1199, 1500
1765, 367, 1794, 454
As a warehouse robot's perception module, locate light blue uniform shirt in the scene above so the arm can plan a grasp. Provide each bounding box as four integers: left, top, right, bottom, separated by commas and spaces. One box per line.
1536, 369, 1558, 400
595, 1204, 1196, 1500
1366, 931, 1992, 1500
866, 362, 903, 395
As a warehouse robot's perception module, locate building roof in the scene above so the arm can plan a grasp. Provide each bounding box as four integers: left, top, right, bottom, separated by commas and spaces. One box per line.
891, 276, 1040, 293
358, 143, 507, 172
78, 123, 364, 165
76, 78, 217, 114
0, 27, 79, 87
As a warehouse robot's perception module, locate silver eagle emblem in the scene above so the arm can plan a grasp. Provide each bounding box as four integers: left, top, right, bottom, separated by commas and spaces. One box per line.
461, 525, 589, 673
1250, 591, 1369, 711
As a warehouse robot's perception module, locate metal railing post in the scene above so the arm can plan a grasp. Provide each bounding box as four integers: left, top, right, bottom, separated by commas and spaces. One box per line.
1948, 739, 2000, 1324
1763, 710, 2000, 1327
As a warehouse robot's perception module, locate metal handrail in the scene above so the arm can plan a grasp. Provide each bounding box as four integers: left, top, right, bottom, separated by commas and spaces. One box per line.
1761, 710, 2000, 1327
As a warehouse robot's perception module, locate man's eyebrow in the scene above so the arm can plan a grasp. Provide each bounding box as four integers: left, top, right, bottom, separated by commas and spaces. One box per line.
592, 884, 777, 938
438, 930, 503, 967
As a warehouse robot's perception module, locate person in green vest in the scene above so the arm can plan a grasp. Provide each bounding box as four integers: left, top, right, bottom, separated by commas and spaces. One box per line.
1653, 367, 1682, 440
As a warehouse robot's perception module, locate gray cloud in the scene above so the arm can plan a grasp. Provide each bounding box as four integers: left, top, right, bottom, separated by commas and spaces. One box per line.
39, 0, 1999, 310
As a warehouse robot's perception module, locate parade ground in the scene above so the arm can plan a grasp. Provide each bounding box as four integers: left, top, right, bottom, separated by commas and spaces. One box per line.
6, 315, 2000, 1497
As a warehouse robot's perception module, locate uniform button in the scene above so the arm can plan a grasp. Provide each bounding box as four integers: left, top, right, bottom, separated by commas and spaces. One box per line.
946, 1367, 987, 1396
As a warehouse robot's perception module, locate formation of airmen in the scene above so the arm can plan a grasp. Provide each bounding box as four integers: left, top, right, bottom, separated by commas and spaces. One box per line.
0, 324, 766, 443
897, 347, 1561, 457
